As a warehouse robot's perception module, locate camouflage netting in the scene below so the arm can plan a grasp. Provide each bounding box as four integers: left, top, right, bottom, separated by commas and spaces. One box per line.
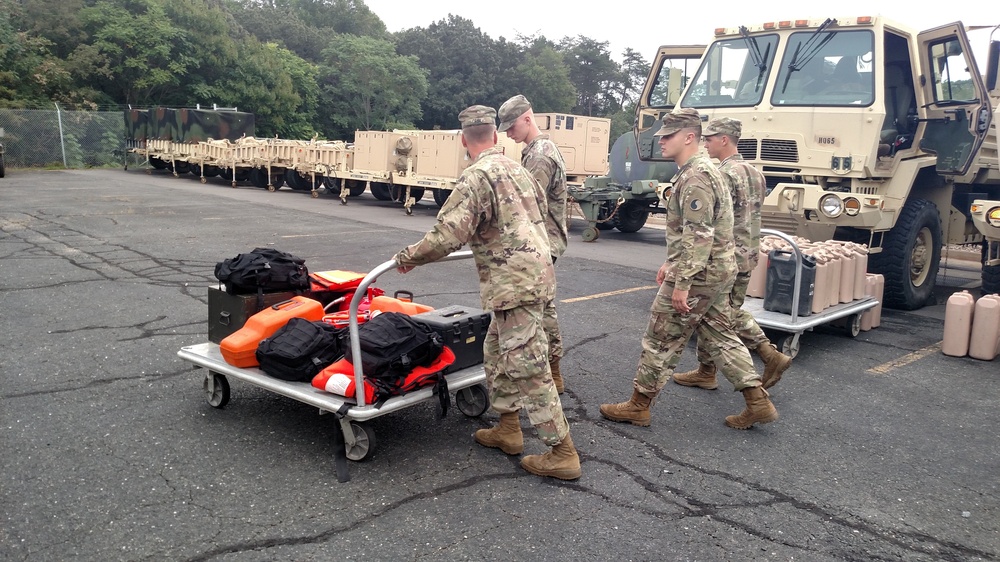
124, 108, 255, 142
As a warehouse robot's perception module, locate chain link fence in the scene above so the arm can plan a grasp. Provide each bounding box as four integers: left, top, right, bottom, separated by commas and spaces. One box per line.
0, 107, 125, 170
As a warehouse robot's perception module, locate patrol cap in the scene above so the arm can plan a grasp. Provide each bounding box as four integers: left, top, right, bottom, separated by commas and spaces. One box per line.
458, 105, 497, 129
497, 95, 531, 132
703, 116, 742, 139
654, 107, 702, 137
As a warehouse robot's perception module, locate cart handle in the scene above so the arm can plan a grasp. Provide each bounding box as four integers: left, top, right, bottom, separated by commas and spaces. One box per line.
346, 250, 474, 407
760, 229, 804, 323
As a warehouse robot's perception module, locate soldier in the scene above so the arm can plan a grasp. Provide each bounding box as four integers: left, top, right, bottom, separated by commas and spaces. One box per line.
394, 105, 581, 480
497, 94, 570, 394
599, 108, 778, 430
673, 117, 792, 391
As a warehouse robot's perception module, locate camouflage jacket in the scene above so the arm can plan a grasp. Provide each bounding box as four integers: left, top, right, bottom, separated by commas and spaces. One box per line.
662, 153, 736, 290
719, 153, 766, 273
395, 146, 554, 311
522, 134, 568, 258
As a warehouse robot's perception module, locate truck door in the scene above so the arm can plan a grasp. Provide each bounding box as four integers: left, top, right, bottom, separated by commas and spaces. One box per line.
917, 22, 992, 175
634, 45, 706, 161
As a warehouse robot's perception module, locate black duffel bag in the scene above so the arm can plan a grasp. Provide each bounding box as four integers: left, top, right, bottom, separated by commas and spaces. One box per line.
214, 247, 310, 295
256, 318, 345, 382
346, 311, 444, 384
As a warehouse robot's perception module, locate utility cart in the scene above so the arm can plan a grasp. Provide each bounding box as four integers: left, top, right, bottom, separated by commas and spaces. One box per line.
177, 251, 489, 482
745, 229, 879, 358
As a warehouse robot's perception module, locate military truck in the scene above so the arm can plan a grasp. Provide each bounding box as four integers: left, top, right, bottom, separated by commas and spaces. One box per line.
971, 199, 1000, 293
637, 17, 1000, 309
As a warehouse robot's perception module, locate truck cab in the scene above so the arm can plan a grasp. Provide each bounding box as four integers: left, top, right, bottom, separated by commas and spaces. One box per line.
637, 17, 1000, 309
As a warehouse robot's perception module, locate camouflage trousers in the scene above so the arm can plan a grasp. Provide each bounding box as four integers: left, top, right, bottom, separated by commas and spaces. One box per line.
543, 299, 562, 360
634, 279, 761, 396
693, 271, 770, 365
483, 303, 569, 446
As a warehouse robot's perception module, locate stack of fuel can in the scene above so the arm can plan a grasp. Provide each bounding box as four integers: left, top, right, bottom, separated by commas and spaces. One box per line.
942, 290, 1000, 360
748, 236, 883, 330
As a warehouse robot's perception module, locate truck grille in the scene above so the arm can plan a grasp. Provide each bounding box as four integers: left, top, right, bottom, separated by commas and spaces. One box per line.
760, 140, 798, 163
762, 215, 801, 235
737, 138, 758, 160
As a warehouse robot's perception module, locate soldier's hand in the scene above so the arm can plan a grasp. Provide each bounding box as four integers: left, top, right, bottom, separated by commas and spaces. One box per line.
656, 263, 669, 284
672, 288, 691, 314
396, 265, 414, 274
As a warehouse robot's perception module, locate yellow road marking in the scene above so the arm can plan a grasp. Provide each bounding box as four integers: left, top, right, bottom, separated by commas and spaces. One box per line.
867, 341, 943, 374
561, 285, 659, 304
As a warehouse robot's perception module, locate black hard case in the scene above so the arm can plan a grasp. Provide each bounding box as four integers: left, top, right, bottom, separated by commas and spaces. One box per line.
411, 305, 491, 372
207, 286, 300, 344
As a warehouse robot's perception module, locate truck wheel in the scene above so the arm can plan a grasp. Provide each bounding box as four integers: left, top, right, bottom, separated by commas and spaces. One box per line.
249, 167, 269, 189
615, 201, 649, 233
0, 154, 5, 178
596, 201, 618, 230
391, 185, 424, 203
870, 198, 941, 310
433, 188, 451, 207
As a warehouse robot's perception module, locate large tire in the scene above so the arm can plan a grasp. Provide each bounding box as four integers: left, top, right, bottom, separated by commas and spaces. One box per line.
596, 201, 618, 230
149, 157, 169, 170
249, 167, 269, 189
615, 201, 649, 233
391, 185, 424, 203
284, 169, 310, 191
0, 153, 5, 178
370, 182, 392, 201
869, 198, 941, 310
433, 188, 451, 207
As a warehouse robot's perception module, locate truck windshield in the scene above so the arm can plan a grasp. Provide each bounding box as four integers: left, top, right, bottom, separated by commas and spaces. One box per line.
681, 34, 778, 108
645, 56, 701, 108
772, 29, 875, 106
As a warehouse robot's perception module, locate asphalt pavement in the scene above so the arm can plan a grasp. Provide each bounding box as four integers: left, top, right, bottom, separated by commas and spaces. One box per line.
1, 167, 997, 561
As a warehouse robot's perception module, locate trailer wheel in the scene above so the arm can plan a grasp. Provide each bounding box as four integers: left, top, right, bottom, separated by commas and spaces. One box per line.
348, 182, 366, 197
204, 371, 230, 408
870, 198, 941, 310
615, 201, 649, 233
391, 185, 424, 203
370, 182, 392, 200
433, 188, 452, 207
149, 157, 169, 170
455, 384, 489, 417
845, 313, 862, 338
345, 422, 375, 461
249, 167, 269, 189
596, 201, 618, 230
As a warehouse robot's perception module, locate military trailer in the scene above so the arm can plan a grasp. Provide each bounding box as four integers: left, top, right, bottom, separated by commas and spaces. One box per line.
570, 46, 705, 241
638, 17, 1000, 309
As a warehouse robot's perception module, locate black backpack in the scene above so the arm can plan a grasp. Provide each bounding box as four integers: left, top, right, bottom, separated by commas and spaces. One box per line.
256, 318, 345, 382
214, 248, 310, 296
346, 312, 444, 385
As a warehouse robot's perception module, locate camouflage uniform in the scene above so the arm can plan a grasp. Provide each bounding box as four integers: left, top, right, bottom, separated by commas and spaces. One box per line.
395, 107, 569, 446
691, 136, 771, 366
633, 151, 760, 396
522, 133, 568, 362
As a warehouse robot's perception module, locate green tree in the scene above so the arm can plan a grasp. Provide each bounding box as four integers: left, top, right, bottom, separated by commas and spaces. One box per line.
316, 34, 427, 139
394, 15, 512, 129
226, 1, 336, 62
558, 36, 623, 116
614, 48, 650, 110
507, 36, 575, 113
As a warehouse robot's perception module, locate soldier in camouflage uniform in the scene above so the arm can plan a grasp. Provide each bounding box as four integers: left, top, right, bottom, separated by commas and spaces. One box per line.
599, 108, 778, 430
394, 105, 581, 480
674, 117, 792, 392
498, 94, 570, 394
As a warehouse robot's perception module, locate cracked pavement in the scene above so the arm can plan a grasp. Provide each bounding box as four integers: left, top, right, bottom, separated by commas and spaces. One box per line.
1, 168, 997, 561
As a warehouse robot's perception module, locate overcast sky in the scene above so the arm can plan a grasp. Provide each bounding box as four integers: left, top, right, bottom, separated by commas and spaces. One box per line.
363, 1, 995, 66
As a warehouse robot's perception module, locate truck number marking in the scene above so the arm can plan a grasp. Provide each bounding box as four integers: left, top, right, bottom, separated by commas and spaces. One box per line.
816, 136, 838, 146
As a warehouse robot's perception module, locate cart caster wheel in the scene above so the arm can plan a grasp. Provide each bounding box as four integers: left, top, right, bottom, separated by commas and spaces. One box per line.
340, 197, 348, 205
405, 207, 413, 216
146, 169, 152, 175
455, 384, 490, 417
582, 226, 600, 242
267, 184, 276, 192
345, 422, 375, 461
231, 181, 237, 188
845, 313, 861, 338
173, 172, 179, 178
311, 190, 319, 199
200, 177, 207, 184
204, 371, 230, 408
778, 335, 800, 359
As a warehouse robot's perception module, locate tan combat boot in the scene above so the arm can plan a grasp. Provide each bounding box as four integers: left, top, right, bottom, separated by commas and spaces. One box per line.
474, 411, 524, 455
550, 357, 565, 394
672, 363, 718, 390
725, 386, 779, 429
520, 433, 582, 480
757, 343, 791, 389
599, 390, 653, 427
